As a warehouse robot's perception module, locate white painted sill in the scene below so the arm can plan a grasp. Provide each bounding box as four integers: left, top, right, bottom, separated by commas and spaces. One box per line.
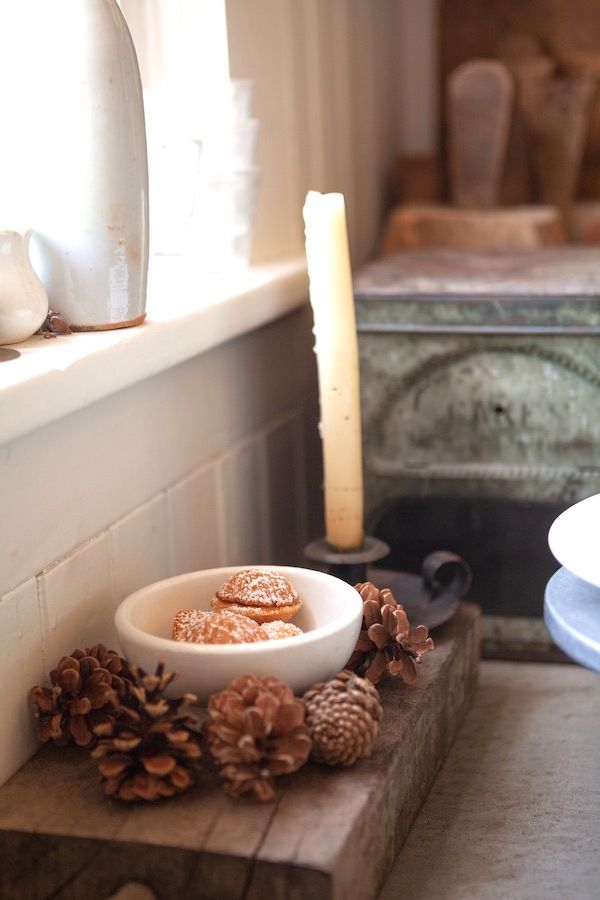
0, 254, 309, 446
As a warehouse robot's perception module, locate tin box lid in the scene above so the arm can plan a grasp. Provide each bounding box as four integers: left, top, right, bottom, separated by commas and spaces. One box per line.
353, 248, 600, 334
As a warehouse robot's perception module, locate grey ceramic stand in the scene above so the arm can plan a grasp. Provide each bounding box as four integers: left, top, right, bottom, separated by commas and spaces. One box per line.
544, 567, 600, 673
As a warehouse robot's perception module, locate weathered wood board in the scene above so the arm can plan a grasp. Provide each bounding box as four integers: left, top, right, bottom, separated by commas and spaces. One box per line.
0, 604, 480, 900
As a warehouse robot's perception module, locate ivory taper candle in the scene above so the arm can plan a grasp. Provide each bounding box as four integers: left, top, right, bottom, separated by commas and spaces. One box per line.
303, 190, 364, 551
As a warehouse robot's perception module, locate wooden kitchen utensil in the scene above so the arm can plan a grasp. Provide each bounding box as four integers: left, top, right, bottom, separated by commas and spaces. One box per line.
560, 52, 600, 170
520, 75, 595, 211
498, 48, 555, 205
447, 59, 514, 208
379, 54, 565, 255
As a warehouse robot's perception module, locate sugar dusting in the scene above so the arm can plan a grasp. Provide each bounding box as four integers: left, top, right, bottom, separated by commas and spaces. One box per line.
189, 610, 267, 644
261, 620, 303, 640
172, 609, 208, 642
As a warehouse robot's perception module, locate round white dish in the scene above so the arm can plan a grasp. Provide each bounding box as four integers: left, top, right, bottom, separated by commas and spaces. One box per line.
548, 493, 600, 588
114, 565, 363, 704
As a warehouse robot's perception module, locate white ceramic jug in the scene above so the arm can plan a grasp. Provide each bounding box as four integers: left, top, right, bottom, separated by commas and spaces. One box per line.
0, 230, 49, 345
23, 0, 149, 330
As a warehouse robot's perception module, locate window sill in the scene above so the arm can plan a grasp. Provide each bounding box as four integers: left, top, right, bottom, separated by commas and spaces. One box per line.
0, 254, 309, 446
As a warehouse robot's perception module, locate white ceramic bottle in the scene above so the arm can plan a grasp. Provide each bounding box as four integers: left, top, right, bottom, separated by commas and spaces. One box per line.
23, 1, 149, 330
0, 231, 49, 345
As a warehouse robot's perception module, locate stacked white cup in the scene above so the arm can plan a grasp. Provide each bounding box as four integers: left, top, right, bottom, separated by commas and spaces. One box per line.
145, 79, 261, 267
190, 80, 262, 270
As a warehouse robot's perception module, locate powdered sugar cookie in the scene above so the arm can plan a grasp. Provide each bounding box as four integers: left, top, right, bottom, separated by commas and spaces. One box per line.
172, 609, 209, 642
261, 620, 303, 640
211, 569, 302, 623
187, 609, 267, 644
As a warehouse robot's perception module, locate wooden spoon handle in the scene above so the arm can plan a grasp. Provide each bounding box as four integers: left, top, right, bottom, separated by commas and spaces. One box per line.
520, 75, 595, 209
447, 59, 514, 209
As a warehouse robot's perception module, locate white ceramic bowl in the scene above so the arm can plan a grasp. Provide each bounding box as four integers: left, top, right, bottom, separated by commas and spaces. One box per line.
114, 565, 363, 704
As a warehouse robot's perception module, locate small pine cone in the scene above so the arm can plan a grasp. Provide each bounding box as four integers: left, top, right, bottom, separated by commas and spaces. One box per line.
204, 674, 312, 801
91, 661, 202, 802
347, 582, 434, 685
303, 670, 383, 766
30, 644, 132, 748
36, 308, 71, 336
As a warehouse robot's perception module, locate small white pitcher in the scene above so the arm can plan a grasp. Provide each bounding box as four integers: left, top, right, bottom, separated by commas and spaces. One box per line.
0, 229, 49, 345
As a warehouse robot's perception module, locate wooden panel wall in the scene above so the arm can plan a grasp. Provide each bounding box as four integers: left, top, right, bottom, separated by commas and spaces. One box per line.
440, 0, 600, 201
395, 0, 439, 156
441, 0, 600, 82
225, 0, 399, 267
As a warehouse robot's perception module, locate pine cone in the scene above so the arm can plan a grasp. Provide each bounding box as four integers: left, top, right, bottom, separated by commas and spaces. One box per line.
30, 644, 131, 747
204, 674, 312, 801
36, 308, 72, 337
347, 582, 434, 685
91, 661, 201, 801
303, 669, 383, 766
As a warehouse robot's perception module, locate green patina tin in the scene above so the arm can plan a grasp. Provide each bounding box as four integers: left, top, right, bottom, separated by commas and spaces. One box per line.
354, 248, 600, 523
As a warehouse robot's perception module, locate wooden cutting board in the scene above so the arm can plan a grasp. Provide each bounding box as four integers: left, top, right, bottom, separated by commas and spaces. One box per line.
447, 59, 514, 208
561, 52, 600, 169
520, 75, 595, 210
499, 54, 555, 205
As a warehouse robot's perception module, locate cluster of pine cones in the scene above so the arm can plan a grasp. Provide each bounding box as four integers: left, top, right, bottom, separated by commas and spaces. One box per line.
31, 646, 201, 802
205, 669, 383, 801
30, 583, 432, 802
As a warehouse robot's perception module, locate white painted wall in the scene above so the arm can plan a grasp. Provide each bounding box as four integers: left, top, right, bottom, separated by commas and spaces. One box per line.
0, 0, 431, 787
0, 308, 321, 786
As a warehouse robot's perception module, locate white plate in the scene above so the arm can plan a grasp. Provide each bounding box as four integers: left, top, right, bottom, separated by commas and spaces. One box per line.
548, 493, 600, 588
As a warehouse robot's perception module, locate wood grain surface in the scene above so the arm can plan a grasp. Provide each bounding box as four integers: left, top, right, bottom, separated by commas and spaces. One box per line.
447, 59, 514, 208
498, 53, 555, 206
520, 75, 594, 210
561, 51, 600, 172
440, 1, 600, 202
441, 1, 600, 87
380, 204, 564, 254
0, 604, 480, 900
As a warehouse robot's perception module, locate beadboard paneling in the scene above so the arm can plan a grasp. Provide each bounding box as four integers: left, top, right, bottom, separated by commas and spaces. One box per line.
0, 309, 316, 599
167, 463, 224, 575
218, 438, 270, 565
0, 579, 44, 787
110, 494, 172, 603
121, 1, 439, 259
263, 413, 307, 566
225, 0, 398, 267
38, 533, 116, 667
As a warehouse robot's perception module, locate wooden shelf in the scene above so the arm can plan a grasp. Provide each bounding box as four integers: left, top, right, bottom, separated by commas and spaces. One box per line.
0, 603, 480, 900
